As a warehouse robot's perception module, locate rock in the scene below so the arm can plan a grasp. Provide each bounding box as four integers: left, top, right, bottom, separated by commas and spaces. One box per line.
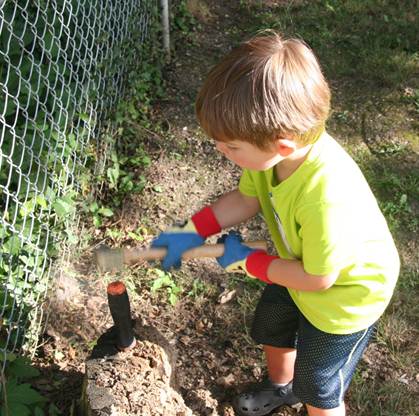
81, 322, 192, 415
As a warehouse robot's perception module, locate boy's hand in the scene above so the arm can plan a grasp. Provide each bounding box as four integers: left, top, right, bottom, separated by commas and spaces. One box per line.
216, 231, 277, 284
152, 206, 222, 270
151, 220, 205, 270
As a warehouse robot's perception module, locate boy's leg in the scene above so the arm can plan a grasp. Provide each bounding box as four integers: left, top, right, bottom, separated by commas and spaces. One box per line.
306, 403, 346, 416
232, 285, 300, 416
264, 345, 296, 384
293, 316, 376, 412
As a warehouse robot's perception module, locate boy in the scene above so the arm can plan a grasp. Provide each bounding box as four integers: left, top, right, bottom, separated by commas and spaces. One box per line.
152, 32, 400, 416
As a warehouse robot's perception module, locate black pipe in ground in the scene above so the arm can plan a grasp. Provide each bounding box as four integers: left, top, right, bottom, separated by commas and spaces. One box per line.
107, 281, 136, 351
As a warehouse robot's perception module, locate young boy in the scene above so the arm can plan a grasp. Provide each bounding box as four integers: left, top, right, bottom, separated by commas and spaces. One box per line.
152, 32, 400, 416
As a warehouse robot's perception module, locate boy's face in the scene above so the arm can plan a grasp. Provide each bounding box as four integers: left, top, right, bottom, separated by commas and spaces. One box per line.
215, 139, 284, 171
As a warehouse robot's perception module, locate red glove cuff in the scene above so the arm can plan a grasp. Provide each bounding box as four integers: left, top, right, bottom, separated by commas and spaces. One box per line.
191, 206, 222, 238
245, 251, 278, 284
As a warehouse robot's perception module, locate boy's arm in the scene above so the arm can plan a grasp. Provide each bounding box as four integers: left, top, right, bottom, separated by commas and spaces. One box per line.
211, 189, 261, 228
266, 258, 339, 291
152, 190, 259, 270
217, 232, 339, 291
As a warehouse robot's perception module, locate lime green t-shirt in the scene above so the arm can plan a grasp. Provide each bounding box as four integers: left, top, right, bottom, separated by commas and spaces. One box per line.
239, 132, 400, 334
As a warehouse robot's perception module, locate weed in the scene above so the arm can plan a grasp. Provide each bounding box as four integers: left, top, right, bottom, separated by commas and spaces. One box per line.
352, 146, 419, 235
379, 194, 417, 233
187, 278, 207, 298
0, 353, 61, 415
149, 269, 182, 306
401, 87, 419, 113
105, 228, 124, 243
172, 0, 198, 37
85, 201, 114, 229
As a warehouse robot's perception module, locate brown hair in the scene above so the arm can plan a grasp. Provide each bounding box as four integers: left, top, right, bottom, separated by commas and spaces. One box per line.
196, 31, 331, 148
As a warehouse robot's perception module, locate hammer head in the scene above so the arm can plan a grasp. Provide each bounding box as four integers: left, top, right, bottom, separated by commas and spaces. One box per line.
94, 246, 124, 272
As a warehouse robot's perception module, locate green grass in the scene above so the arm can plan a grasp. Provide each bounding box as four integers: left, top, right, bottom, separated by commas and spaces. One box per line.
350, 373, 418, 416
238, 0, 418, 92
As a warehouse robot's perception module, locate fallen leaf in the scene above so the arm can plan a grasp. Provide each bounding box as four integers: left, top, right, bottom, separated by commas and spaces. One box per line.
252, 366, 262, 379
397, 373, 409, 384
291, 403, 304, 412
195, 320, 205, 331
180, 336, 191, 345
217, 373, 235, 387
68, 346, 76, 360
218, 289, 236, 304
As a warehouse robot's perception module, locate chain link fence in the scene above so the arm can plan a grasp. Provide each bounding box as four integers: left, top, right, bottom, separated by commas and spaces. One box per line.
0, 0, 159, 362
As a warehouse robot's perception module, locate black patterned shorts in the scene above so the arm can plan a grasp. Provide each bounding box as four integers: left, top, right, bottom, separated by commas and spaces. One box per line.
251, 284, 376, 409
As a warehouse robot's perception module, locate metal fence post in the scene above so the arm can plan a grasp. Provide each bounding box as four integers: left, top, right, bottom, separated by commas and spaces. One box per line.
161, 0, 171, 62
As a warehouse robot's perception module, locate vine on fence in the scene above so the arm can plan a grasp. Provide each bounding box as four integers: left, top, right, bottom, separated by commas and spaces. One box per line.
0, 0, 158, 357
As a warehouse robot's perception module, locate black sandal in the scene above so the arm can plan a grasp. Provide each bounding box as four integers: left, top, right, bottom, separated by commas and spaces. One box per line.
233, 379, 300, 416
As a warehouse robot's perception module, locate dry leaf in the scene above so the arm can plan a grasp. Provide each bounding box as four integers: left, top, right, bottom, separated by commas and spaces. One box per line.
180, 336, 191, 345
218, 289, 236, 304
397, 373, 409, 384
217, 373, 235, 387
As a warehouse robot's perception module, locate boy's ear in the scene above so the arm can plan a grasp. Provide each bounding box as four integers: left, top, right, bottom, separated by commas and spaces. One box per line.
276, 138, 297, 157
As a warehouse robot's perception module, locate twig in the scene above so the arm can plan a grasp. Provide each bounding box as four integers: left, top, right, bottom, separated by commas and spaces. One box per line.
0, 370, 9, 416
126, 120, 163, 140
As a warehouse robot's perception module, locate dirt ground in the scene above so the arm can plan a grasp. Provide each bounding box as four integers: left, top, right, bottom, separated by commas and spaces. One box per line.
32, 1, 418, 415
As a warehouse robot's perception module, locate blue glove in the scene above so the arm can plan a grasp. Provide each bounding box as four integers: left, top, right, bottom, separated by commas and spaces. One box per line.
217, 231, 257, 271
217, 231, 275, 283
151, 220, 205, 270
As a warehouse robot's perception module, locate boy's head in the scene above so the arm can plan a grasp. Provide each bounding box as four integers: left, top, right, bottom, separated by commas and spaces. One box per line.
196, 31, 330, 150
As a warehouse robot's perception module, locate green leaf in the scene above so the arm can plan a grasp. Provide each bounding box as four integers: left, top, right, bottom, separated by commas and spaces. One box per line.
1, 402, 31, 416
34, 407, 45, 416
79, 113, 90, 122
4, 236, 21, 255
142, 156, 151, 166
0, 225, 9, 239
168, 292, 178, 305
98, 207, 113, 217
53, 196, 75, 218
151, 275, 173, 292
127, 231, 143, 242
0, 352, 16, 362
89, 202, 99, 213
36, 195, 48, 209
110, 152, 118, 163
6, 378, 46, 405
7, 357, 40, 380
65, 229, 79, 245
48, 403, 61, 416
107, 166, 120, 189
93, 215, 102, 228
19, 199, 36, 217
66, 133, 77, 149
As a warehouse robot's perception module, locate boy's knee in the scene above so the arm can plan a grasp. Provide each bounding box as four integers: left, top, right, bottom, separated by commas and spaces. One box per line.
250, 301, 298, 348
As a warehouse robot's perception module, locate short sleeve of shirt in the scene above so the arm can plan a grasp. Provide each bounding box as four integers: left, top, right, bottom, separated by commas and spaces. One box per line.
239, 169, 258, 197
296, 202, 357, 276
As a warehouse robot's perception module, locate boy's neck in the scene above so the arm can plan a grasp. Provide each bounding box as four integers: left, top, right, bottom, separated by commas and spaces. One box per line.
275, 144, 312, 182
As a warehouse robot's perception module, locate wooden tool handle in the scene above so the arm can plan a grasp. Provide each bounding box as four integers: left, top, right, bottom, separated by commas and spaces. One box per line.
123, 240, 268, 265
